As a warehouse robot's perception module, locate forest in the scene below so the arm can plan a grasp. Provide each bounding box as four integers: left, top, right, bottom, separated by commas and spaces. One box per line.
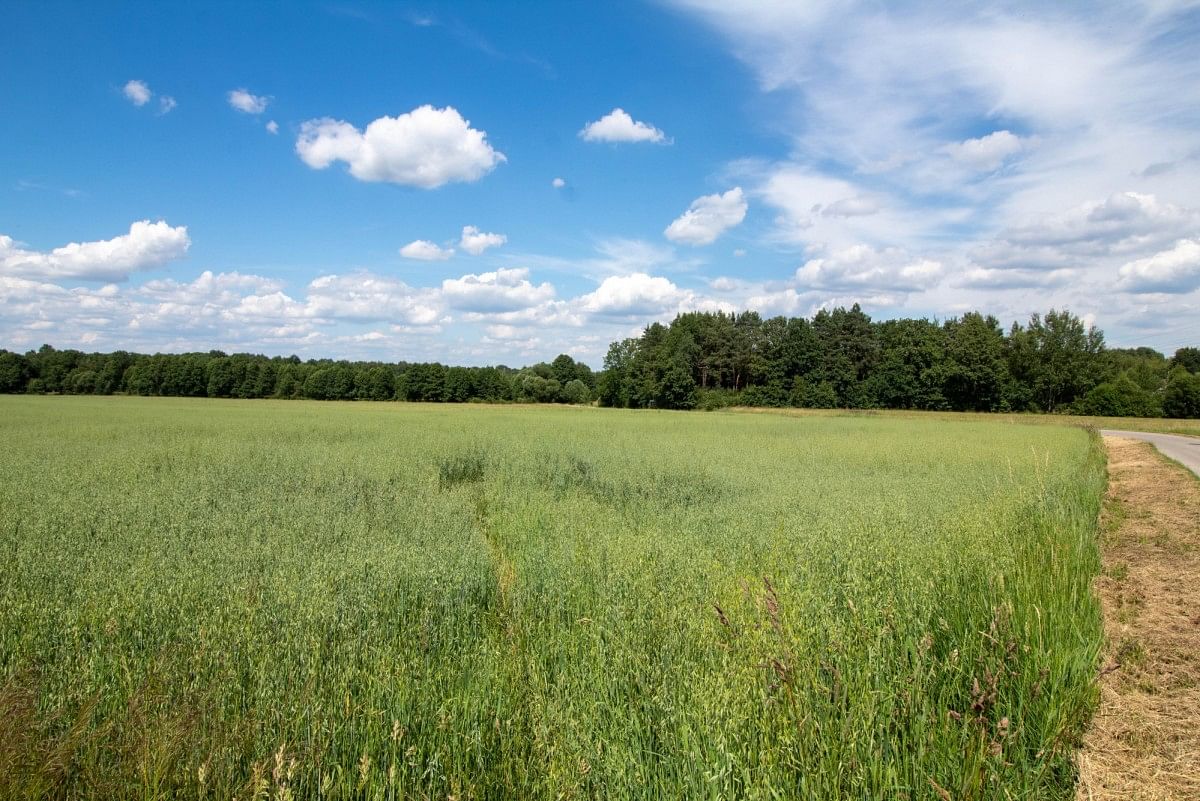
2, 306, 1199, 417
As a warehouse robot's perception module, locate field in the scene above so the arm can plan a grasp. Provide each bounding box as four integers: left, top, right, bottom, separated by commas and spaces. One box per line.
735, 406, 1200, 438
0, 396, 1106, 800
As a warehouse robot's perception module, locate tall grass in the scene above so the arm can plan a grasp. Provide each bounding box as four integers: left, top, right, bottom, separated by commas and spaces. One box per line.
0, 396, 1104, 799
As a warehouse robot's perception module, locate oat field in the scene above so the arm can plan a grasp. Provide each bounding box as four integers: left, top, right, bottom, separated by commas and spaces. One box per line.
0, 396, 1105, 800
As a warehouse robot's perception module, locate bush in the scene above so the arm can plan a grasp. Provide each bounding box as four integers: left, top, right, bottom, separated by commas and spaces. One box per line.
741, 382, 789, 407
791, 379, 838, 409
1163, 369, 1200, 418
561, 379, 591, 405
1074, 374, 1161, 417
696, 388, 741, 411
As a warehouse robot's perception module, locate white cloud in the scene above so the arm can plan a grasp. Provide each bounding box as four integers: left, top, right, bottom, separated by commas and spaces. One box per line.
1005, 192, 1194, 251
669, 1, 1200, 347
795, 244, 944, 293
228, 88, 270, 114
957, 266, 1078, 289
266, 120, 279, 134
399, 240, 454, 261
441, 267, 554, 312
748, 166, 931, 251
122, 81, 175, 115
576, 273, 689, 315
0, 221, 190, 282
459, 225, 507, 255
304, 273, 442, 325
579, 108, 668, 144
1118, 239, 1200, 293
664, 187, 748, 245
974, 192, 1200, 270
743, 287, 811, 317
484, 324, 526, 340
946, 130, 1026, 171
123, 80, 151, 106
140, 270, 283, 302
820, 195, 881, 218
296, 105, 505, 188
552, 177, 566, 188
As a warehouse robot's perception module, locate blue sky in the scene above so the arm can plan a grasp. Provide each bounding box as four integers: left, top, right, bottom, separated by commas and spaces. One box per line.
3, 1, 1200, 366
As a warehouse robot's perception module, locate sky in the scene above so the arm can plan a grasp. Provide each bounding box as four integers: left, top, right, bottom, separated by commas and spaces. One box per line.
3, 0, 1200, 367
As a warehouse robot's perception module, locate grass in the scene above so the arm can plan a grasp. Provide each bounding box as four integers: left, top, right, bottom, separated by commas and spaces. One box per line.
0, 395, 1106, 799
733, 405, 1200, 438
1075, 436, 1200, 799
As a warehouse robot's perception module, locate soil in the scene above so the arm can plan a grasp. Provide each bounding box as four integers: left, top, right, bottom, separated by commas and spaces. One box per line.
1076, 437, 1200, 800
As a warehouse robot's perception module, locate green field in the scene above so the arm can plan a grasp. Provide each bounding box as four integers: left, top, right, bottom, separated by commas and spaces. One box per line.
735, 405, 1200, 438
0, 396, 1105, 800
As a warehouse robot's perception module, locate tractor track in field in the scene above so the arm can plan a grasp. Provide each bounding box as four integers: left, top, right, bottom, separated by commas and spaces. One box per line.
1076, 436, 1200, 800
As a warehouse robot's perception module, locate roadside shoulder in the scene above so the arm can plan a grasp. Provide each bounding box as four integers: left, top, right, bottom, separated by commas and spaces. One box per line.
1076, 436, 1200, 800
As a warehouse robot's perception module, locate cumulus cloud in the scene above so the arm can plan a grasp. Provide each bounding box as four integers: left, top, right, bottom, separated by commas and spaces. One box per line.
459, 226, 507, 255
552, 177, 566, 188
1118, 239, 1200, 293
228, 88, 270, 114
664, 187, 748, 245
121, 81, 175, 114
579, 108, 668, 144
399, 240, 454, 261
305, 273, 442, 325
749, 166, 930, 250
484, 324, 525, 340
946, 130, 1026, 171
794, 244, 944, 293
266, 120, 279, 134
123, 80, 151, 106
0, 221, 190, 282
141, 270, 284, 302
295, 105, 505, 188
441, 267, 554, 312
957, 266, 1078, 289
576, 272, 689, 315
1008, 192, 1192, 249
1, 263, 613, 361
669, 2, 1200, 348
974, 192, 1200, 271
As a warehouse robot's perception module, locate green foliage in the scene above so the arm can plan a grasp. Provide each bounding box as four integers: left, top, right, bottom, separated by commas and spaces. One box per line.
1171, 346, 1200, 374
0, 397, 1106, 798
595, 306, 1180, 418
1074, 374, 1162, 417
656, 360, 698, 409
0, 351, 30, 393
560, 378, 591, 405
1163, 368, 1200, 418
695, 387, 741, 410
438, 448, 488, 488
4, 303, 1195, 420
791, 378, 839, 408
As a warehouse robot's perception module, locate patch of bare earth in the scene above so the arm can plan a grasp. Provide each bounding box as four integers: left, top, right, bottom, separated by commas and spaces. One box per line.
1077, 437, 1200, 800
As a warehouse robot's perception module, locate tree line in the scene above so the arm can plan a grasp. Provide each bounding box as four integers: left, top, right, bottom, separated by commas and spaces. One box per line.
597, 307, 1200, 418
2, 306, 1199, 417
0, 348, 597, 405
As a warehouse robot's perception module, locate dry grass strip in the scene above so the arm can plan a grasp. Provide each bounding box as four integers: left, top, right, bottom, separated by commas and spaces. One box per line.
1077, 437, 1200, 800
